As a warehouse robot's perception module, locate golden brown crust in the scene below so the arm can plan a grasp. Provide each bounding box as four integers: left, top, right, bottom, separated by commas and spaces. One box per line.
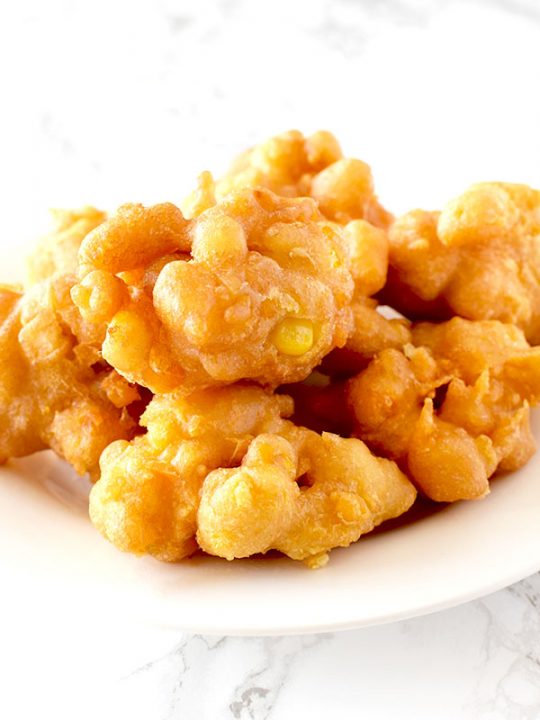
89, 384, 415, 566
5, 133, 540, 569
90, 386, 292, 561
347, 318, 540, 502
0, 276, 139, 476
197, 428, 415, 566
73, 188, 370, 392
212, 130, 393, 228
384, 183, 540, 342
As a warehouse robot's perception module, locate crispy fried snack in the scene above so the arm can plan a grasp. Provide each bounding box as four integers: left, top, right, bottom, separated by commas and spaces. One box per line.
347, 317, 540, 502
0, 275, 139, 475
314, 211, 412, 373
90, 385, 416, 566
185, 135, 399, 376
314, 211, 408, 372
198, 427, 415, 568
73, 188, 365, 392
26, 207, 106, 286
281, 301, 411, 436
90, 386, 291, 560
320, 298, 412, 377
7, 133, 540, 571
184, 129, 392, 228
383, 183, 540, 343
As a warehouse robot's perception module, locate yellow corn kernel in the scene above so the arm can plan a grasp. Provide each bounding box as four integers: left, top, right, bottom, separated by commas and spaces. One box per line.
271, 317, 314, 356
103, 309, 152, 375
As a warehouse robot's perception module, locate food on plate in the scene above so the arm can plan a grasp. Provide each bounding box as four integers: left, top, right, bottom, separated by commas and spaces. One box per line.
90, 386, 290, 561
317, 216, 409, 374
184, 129, 393, 228
321, 298, 412, 376
73, 186, 390, 392
382, 183, 540, 343
90, 384, 416, 567
185, 130, 404, 376
0, 274, 139, 476
348, 318, 540, 502
197, 424, 415, 568
2, 129, 540, 568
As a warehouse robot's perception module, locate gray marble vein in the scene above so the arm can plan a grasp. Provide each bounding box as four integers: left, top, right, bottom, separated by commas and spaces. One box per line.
109, 575, 540, 720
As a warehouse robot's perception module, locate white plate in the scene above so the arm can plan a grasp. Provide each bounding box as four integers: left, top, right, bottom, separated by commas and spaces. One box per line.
1, 410, 539, 636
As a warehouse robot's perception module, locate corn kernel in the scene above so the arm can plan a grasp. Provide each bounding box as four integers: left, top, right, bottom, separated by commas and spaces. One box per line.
271, 317, 314, 356
103, 309, 152, 375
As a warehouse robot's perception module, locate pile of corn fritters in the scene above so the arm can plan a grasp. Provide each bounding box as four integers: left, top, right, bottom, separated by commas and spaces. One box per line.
1, 130, 539, 568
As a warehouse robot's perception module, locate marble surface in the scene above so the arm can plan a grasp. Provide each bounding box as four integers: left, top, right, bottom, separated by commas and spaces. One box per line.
2, 1, 540, 718
116, 578, 540, 719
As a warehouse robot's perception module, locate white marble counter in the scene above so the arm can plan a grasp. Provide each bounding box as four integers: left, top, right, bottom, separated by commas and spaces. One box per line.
2, 1, 540, 718
116, 577, 540, 719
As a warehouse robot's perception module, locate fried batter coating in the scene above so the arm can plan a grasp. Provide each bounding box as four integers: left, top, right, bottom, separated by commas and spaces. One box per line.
321, 298, 412, 377
282, 300, 411, 435
190, 130, 392, 228
383, 183, 540, 343
89, 386, 294, 560
74, 188, 359, 392
89, 385, 415, 566
0, 275, 139, 475
197, 427, 415, 568
315, 217, 402, 374
190, 166, 397, 376
348, 317, 540, 502
26, 207, 106, 286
